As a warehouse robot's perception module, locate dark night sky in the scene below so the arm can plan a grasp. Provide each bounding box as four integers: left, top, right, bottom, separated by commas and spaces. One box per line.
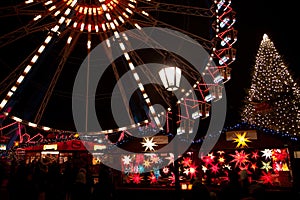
0, 0, 299, 130
224, 0, 300, 124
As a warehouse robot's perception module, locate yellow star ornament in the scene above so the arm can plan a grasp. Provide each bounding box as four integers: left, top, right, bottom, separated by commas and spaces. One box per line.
233, 132, 251, 148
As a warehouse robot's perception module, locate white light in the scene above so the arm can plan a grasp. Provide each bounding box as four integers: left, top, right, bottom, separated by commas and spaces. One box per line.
24, 65, 32, 74
134, 23, 141, 30
124, 52, 130, 60
87, 40, 91, 49
11, 86, 17, 92
105, 13, 111, 20
48, 6, 56, 12
220, 17, 229, 28
70, 0, 77, 7
28, 122, 37, 127
95, 25, 99, 32
119, 43, 126, 51
43, 126, 51, 131
38, 45, 45, 53
45, 35, 52, 44
67, 36, 72, 44
7, 91, 13, 97
158, 67, 182, 91
44, 1, 53, 6
12, 116, 22, 122
31, 55, 39, 63
125, 8, 133, 14
65, 8, 71, 15
25, 0, 34, 4
0, 100, 8, 109
17, 75, 25, 84
33, 15, 42, 21
205, 94, 214, 102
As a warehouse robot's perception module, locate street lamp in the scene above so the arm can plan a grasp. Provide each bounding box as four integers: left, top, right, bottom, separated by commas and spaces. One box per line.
159, 66, 182, 199
158, 66, 182, 91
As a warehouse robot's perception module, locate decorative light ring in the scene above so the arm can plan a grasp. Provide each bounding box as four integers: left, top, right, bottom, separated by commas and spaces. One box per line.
41, 0, 138, 33
0, 0, 237, 139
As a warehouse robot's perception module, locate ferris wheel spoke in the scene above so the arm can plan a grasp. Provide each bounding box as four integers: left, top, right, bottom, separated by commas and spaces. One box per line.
132, 15, 214, 51
0, 21, 55, 48
138, 1, 213, 17
128, 50, 172, 108
34, 30, 82, 125
0, 48, 38, 98
0, 1, 44, 18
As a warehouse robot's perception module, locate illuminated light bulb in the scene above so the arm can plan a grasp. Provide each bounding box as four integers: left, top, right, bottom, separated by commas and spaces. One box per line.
33, 15, 42, 21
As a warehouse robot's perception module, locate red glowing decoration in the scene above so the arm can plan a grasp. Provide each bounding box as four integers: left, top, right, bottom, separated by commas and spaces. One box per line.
210, 163, 220, 174
230, 150, 250, 168
251, 151, 259, 160
202, 155, 215, 166
188, 164, 198, 178
148, 173, 157, 184
132, 173, 143, 184
260, 171, 273, 185
182, 157, 192, 167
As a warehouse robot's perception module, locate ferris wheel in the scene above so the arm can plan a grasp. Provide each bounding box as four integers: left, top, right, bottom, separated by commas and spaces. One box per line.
0, 0, 237, 152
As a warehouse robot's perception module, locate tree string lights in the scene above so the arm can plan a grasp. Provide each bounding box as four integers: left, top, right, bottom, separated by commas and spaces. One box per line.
241, 34, 300, 136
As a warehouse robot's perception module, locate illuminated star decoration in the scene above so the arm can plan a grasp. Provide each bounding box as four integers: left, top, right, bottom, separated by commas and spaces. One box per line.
148, 173, 157, 184
251, 163, 258, 171
218, 157, 225, 163
252, 151, 259, 160
165, 153, 175, 166
223, 164, 231, 170
150, 154, 160, 164
138, 165, 145, 173
143, 159, 152, 168
230, 150, 250, 168
132, 173, 143, 184
210, 163, 220, 174
122, 155, 132, 165
272, 149, 288, 162
163, 167, 170, 174
282, 163, 289, 171
181, 157, 192, 167
260, 171, 273, 185
141, 137, 158, 152
124, 167, 132, 175
183, 168, 190, 176
189, 164, 198, 178
202, 153, 215, 166
153, 167, 161, 179
261, 149, 273, 160
135, 154, 144, 164
233, 132, 251, 148
202, 165, 208, 173
168, 172, 175, 185
261, 161, 272, 172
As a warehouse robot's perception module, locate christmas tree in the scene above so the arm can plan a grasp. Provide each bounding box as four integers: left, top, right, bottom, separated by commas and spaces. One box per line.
241, 34, 300, 136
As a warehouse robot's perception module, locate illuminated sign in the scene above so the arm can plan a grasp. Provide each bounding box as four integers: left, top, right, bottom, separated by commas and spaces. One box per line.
0, 144, 6, 150
152, 136, 168, 144
94, 144, 107, 151
41, 151, 59, 155
43, 144, 58, 150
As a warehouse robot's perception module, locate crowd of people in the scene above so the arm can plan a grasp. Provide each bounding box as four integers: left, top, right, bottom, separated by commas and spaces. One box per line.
0, 158, 116, 200
1, 157, 299, 200
185, 170, 267, 200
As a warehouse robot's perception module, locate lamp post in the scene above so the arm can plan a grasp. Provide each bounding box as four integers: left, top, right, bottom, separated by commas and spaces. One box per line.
158, 66, 182, 91
159, 66, 182, 199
